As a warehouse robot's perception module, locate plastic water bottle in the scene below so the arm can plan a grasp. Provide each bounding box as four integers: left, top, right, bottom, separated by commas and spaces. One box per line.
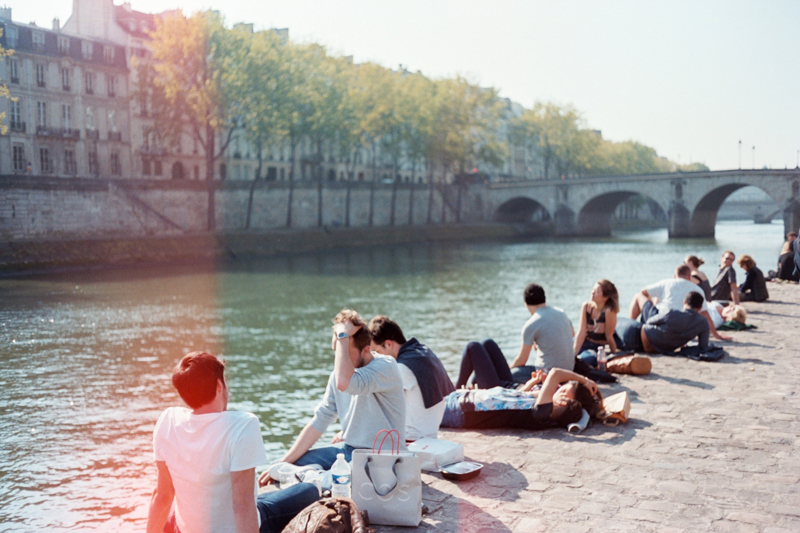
597, 346, 607, 372
330, 453, 351, 499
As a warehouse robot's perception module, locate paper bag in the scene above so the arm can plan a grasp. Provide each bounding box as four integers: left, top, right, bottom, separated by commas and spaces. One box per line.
351, 430, 422, 526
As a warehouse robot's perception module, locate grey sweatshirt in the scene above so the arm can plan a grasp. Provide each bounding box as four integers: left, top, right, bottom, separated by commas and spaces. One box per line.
310, 355, 407, 450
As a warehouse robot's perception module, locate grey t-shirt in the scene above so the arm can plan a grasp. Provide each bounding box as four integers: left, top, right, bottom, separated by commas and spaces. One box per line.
643, 308, 709, 353
710, 266, 737, 301
521, 306, 574, 371
310, 355, 407, 450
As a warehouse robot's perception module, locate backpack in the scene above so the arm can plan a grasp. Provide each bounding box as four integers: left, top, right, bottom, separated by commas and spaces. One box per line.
282, 497, 369, 533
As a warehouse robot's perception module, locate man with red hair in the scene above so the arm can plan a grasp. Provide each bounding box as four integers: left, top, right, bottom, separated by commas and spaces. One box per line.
146, 351, 318, 533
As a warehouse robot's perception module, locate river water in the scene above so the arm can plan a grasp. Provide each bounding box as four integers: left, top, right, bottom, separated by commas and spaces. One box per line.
0, 220, 787, 531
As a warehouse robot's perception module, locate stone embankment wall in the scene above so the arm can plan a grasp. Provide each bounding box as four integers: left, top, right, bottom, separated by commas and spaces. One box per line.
0, 176, 519, 271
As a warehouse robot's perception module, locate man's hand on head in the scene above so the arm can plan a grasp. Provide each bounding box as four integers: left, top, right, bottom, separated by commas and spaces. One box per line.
333, 319, 360, 337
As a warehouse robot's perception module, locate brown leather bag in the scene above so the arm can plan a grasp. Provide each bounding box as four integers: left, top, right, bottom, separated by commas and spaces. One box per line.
606, 355, 651, 375
282, 497, 369, 533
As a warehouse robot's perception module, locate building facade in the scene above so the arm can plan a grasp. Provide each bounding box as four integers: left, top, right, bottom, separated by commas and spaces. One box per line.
1, 0, 540, 185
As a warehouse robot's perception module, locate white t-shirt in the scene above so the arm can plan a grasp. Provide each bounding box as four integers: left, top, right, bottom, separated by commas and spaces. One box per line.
707, 301, 724, 328
153, 407, 268, 533
645, 278, 708, 313
397, 363, 446, 441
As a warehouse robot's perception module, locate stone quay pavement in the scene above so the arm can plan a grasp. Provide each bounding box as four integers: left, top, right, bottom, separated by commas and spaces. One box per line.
377, 283, 800, 533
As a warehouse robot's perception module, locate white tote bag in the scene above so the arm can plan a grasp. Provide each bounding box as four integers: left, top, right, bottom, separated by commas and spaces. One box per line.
351, 429, 422, 527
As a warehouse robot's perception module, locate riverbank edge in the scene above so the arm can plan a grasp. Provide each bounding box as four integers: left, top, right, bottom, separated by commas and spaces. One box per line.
0, 223, 531, 274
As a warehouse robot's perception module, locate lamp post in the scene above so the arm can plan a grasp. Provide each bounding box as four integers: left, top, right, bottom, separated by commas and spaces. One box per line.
796, 149, 799, 168
738, 140, 741, 169
752, 146, 755, 169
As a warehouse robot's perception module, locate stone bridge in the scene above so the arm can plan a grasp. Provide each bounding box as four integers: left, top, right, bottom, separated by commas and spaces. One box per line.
477, 169, 800, 238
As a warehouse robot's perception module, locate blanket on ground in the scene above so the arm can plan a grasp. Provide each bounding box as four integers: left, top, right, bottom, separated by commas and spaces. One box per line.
718, 321, 757, 331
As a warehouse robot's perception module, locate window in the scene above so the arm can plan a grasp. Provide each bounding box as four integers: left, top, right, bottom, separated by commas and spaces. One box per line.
9, 58, 18, 84
63, 150, 77, 174
12, 144, 25, 172
110, 152, 121, 175
61, 67, 71, 91
40, 147, 52, 174
107, 75, 116, 97
61, 104, 71, 129
6, 26, 17, 48
84, 72, 94, 94
142, 158, 151, 175
10, 99, 21, 129
220, 163, 227, 180
193, 165, 199, 179
58, 36, 70, 55
32, 31, 45, 52
36, 101, 47, 128
154, 160, 162, 176
88, 151, 98, 176
36, 63, 46, 87
103, 46, 115, 64
192, 137, 198, 154
81, 41, 93, 60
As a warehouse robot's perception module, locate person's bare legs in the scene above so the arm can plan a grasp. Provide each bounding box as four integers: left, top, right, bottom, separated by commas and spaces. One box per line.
629, 292, 649, 319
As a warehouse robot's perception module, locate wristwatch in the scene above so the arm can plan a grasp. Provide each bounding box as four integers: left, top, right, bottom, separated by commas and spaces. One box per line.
336, 331, 350, 340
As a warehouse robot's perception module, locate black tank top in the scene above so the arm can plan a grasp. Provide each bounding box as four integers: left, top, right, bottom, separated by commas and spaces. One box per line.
585, 309, 606, 342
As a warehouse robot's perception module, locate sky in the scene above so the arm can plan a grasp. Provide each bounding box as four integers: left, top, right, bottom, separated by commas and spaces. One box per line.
12, 0, 800, 171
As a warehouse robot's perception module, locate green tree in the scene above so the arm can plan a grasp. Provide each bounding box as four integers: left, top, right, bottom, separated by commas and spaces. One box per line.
0, 30, 15, 135
142, 11, 237, 231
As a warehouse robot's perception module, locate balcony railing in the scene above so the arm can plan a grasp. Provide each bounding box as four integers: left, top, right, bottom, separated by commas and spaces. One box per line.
10, 76, 18, 84
86, 87, 94, 95
139, 146, 168, 156
108, 131, 122, 142
10, 121, 25, 133
36, 126, 80, 139
86, 129, 99, 140
37, 80, 46, 88
63, 84, 71, 92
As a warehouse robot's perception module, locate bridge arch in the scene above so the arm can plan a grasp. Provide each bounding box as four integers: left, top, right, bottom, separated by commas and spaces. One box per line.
492, 196, 551, 225
688, 183, 782, 237
577, 191, 667, 236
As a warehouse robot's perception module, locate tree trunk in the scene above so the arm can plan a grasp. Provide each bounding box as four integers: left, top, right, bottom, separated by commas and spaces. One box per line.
206, 124, 216, 231
317, 140, 324, 228
368, 140, 376, 227
426, 166, 434, 224
390, 156, 398, 226
408, 161, 415, 226
286, 137, 296, 228
245, 143, 263, 230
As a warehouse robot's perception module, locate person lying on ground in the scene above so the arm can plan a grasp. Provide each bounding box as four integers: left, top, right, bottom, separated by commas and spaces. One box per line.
367, 315, 455, 442
147, 352, 319, 533
508, 283, 575, 383
617, 292, 710, 354
573, 279, 619, 356
685, 255, 713, 301
737, 254, 769, 302
259, 309, 406, 486
442, 368, 598, 430
709, 251, 740, 305
707, 301, 747, 328
628, 264, 732, 342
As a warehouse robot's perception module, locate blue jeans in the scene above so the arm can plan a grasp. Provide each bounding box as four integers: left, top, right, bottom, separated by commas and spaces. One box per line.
257, 483, 320, 533
456, 339, 518, 389
295, 442, 356, 470
615, 317, 644, 352
163, 482, 319, 533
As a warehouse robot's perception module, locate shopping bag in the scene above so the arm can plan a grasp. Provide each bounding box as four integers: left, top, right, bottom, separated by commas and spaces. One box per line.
598, 391, 631, 426
407, 438, 464, 472
351, 429, 422, 526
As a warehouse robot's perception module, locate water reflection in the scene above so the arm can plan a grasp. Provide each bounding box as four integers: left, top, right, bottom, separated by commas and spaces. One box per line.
0, 220, 785, 531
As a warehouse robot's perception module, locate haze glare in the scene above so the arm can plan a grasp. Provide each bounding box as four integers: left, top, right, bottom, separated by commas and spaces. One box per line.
16, 0, 800, 171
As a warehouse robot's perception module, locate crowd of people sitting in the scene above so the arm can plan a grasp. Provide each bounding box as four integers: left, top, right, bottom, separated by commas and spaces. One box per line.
146, 232, 800, 533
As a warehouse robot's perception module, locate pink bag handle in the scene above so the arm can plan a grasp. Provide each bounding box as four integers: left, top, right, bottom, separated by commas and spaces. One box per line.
372, 429, 399, 454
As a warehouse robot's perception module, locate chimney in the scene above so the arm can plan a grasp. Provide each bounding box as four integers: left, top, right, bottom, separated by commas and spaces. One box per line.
53, 17, 60, 31
0, 7, 11, 21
